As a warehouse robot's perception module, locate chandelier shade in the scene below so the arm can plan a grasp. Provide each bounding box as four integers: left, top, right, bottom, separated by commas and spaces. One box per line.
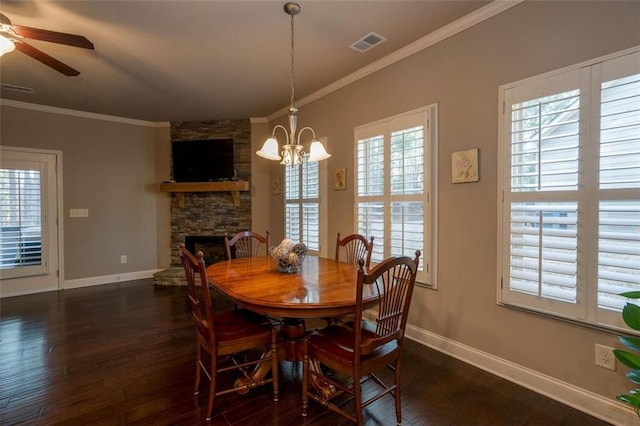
308, 140, 331, 163
256, 137, 282, 161
0, 35, 15, 56
256, 2, 330, 167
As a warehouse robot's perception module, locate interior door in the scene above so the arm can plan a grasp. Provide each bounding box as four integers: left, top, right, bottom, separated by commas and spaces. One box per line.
0, 147, 60, 297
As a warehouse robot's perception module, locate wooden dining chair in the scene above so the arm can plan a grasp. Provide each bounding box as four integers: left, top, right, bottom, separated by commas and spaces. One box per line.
302, 250, 421, 426
335, 232, 374, 267
224, 230, 270, 259
179, 243, 279, 421
323, 233, 375, 326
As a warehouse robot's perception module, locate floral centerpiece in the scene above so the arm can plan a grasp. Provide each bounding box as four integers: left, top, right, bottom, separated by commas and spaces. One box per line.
270, 239, 307, 273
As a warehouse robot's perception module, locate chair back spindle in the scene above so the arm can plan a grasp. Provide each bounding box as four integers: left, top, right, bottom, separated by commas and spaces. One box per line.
335, 233, 374, 266
180, 244, 217, 347
355, 253, 419, 356
224, 230, 270, 259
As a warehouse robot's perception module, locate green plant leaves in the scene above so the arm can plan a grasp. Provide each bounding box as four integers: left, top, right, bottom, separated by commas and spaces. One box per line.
623, 303, 640, 331
620, 336, 640, 352
614, 349, 640, 370
628, 370, 640, 385
617, 393, 640, 417
616, 294, 640, 417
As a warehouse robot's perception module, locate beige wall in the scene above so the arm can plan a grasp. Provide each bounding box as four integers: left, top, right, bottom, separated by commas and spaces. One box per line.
265, 1, 640, 402
0, 0, 637, 414
0, 106, 171, 280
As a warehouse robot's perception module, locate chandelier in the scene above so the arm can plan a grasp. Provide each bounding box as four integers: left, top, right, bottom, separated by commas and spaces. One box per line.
256, 2, 331, 166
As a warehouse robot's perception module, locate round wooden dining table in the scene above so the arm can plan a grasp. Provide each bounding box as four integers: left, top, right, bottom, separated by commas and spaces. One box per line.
206, 255, 377, 319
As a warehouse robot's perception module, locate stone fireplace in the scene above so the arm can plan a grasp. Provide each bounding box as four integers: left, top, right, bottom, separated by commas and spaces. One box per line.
184, 235, 227, 265
168, 119, 252, 266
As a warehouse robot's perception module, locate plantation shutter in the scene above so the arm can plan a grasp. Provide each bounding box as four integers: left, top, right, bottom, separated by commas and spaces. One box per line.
284, 158, 320, 252
357, 133, 385, 262
499, 49, 640, 327
596, 53, 640, 312
356, 108, 433, 284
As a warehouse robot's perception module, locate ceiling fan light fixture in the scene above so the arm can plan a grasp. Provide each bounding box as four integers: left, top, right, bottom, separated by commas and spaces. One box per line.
0, 35, 15, 56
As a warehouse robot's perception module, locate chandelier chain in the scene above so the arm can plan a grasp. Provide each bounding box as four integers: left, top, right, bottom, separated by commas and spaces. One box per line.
290, 11, 295, 110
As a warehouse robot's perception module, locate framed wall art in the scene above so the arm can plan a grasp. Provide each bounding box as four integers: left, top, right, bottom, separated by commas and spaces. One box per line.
451, 148, 479, 184
334, 167, 346, 190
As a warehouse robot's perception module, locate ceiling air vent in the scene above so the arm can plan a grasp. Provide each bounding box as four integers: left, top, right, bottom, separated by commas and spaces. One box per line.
1, 83, 34, 94
350, 32, 387, 53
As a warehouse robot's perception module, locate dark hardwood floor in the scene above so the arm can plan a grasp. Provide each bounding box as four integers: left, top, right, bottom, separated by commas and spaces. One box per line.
1, 279, 610, 425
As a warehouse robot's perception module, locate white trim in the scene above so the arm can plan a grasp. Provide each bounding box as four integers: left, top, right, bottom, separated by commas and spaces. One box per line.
499, 45, 640, 92
63, 269, 162, 290
267, 0, 524, 121
404, 324, 635, 426
0, 99, 169, 128
250, 117, 269, 124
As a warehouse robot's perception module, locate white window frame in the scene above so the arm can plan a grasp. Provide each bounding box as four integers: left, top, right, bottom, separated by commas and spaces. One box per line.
354, 105, 438, 287
283, 139, 328, 256
497, 46, 640, 331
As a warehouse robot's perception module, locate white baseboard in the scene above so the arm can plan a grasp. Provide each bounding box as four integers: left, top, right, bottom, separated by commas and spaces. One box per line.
63, 269, 161, 289
404, 324, 635, 425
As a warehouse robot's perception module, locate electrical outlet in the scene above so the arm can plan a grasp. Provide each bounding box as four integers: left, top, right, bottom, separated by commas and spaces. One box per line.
595, 344, 616, 371
120, 255, 127, 264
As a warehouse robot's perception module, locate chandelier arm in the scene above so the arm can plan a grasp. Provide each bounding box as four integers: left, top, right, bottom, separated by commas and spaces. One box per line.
296, 126, 318, 145
272, 124, 291, 146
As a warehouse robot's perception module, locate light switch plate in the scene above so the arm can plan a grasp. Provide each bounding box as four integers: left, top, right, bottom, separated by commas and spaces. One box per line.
70, 208, 89, 217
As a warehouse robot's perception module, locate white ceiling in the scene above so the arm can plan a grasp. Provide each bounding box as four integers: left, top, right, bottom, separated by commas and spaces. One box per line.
0, 1, 492, 123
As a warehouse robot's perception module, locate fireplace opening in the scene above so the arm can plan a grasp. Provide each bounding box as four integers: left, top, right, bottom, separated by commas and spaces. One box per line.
184, 236, 227, 266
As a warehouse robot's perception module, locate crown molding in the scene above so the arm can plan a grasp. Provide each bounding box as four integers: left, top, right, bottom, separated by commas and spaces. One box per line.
0, 98, 169, 128
267, 0, 525, 121
250, 117, 269, 124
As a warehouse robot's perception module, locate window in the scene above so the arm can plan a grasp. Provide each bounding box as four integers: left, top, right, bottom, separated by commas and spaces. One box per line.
0, 164, 45, 277
355, 106, 438, 286
498, 48, 640, 330
284, 155, 321, 252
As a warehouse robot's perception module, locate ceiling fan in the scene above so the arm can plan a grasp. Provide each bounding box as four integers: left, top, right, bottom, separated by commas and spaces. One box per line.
0, 12, 94, 76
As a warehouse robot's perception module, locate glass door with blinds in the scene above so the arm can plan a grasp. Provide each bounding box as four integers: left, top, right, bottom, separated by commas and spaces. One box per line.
0, 147, 60, 297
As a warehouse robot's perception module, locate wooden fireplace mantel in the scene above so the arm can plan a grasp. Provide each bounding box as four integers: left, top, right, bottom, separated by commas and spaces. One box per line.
160, 181, 250, 207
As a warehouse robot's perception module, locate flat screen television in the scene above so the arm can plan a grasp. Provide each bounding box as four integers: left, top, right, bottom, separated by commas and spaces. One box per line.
171, 139, 236, 182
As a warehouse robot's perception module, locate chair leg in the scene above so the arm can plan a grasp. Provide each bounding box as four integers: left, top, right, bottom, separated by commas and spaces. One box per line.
394, 360, 402, 425
301, 339, 309, 417
194, 343, 202, 395
271, 329, 280, 402
205, 355, 217, 421
354, 375, 363, 426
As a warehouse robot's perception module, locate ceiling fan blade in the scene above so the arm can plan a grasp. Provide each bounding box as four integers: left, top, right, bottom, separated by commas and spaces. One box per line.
14, 41, 81, 76
12, 25, 94, 50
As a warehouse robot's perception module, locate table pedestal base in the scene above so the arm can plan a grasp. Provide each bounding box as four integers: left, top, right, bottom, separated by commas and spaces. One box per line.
234, 317, 337, 399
